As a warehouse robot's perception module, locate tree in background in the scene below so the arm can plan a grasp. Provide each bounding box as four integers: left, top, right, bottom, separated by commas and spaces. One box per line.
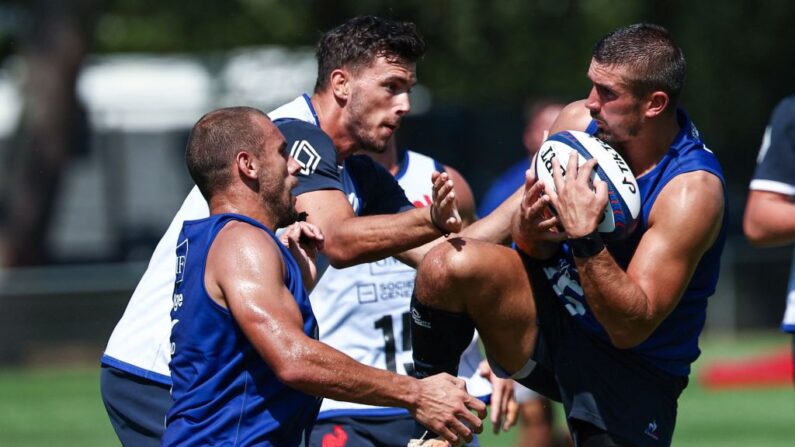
0, 0, 794, 265
0, 0, 95, 266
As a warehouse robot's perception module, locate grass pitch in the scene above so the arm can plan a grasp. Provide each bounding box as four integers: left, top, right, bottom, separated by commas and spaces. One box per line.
0, 331, 791, 446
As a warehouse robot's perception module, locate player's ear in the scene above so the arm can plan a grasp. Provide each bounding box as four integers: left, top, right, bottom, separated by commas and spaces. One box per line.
645, 91, 669, 118
236, 151, 258, 181
330, 68, 350, 101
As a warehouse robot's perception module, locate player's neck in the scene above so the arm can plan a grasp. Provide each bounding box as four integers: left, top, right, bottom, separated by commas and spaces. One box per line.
368, 142, 400, 175
624, 114, 680, 178
209, 192, 278, 231
309, 93, 357, 161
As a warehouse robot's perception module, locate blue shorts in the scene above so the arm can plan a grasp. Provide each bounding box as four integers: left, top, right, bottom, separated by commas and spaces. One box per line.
308, 414, 480, 447
100, 364, 171, 447
520, 259, 688, 447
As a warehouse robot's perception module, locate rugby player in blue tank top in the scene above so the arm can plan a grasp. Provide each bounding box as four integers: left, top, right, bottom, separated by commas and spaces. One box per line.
163, 107, 487, 447
408, 24, 726, 446
102, 16, 524, 447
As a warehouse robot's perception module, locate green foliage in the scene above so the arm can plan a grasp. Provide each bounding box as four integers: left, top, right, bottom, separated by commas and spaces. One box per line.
3, 0, 795, 250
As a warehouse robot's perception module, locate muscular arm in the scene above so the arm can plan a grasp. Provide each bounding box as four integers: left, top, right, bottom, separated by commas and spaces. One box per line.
281, 120, 459, 269
395, 166, 522, 267
744, 190, 795, 246
395, 165, 477, 266
206, 223, 485, 442
296, 180, 452, 269
458, 183, 521, 244
576, 172, 724, 348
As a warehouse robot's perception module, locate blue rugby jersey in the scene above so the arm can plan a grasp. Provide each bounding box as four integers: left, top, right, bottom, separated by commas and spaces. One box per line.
100, 94, 415, 389
541, 109, 727, 377
163, 213, 320, 447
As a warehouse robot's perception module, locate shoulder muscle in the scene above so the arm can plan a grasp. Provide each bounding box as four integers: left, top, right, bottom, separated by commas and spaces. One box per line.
548, 100, 591, 135
206, 222, 285, 306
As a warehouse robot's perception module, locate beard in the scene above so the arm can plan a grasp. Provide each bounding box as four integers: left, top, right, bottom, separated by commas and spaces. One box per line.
270, 189, 299, 229
274, 204, 300, 230
593, 113, 641, 150
346, 94, 390, 154
594, 126, 617, 145
353, 128, 388, 154
260, 172, 300, 229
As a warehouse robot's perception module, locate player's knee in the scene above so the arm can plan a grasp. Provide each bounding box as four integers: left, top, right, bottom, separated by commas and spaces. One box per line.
415, 238, 476, 309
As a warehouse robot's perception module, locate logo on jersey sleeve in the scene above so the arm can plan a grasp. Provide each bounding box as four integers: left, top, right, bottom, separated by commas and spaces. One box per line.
175, 239, 188, 284
289, 140, 322, 175
644, 420, 660, 440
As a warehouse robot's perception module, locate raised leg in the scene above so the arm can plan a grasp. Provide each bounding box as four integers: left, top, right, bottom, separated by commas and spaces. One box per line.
411, 237, 538, 380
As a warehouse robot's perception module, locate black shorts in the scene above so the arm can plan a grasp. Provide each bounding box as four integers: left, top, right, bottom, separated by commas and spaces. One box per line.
519, 259, 688, 447
100, 365, 172, 447
308, 414, 480, 447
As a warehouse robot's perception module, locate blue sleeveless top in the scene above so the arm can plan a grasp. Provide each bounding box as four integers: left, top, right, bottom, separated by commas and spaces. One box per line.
542, 110, 727, 377
163, 213, 321, 446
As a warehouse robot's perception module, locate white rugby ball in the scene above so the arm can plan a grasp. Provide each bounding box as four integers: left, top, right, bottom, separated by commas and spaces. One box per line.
533, 130, 640, 240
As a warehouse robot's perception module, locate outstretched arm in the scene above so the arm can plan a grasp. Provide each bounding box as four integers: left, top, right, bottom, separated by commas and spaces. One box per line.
206, 223, 485, 444
296, 170, 460, 268
396, 165, 501, 267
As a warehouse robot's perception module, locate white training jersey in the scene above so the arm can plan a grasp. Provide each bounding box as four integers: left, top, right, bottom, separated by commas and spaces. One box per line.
102, 96, 320, 382
102, 186, 208, 383
312, 150, 491, 419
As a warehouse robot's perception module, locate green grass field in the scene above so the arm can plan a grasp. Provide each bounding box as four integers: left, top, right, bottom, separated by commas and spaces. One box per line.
0, 331, 791, 446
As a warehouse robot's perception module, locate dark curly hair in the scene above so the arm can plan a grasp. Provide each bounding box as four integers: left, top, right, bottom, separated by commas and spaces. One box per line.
314, 15, 425, 92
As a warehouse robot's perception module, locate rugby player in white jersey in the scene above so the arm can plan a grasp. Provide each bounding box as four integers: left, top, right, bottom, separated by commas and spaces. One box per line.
307, 135, 517, 447
100, 15, 518, 447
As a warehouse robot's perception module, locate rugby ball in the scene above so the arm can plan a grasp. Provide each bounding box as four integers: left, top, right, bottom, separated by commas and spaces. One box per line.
533, 130, 640, 240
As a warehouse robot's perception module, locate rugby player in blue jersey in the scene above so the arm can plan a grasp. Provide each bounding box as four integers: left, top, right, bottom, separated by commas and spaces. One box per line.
409, 24, 727, 446
102, 16, 518, 447
163, 107, 486, 447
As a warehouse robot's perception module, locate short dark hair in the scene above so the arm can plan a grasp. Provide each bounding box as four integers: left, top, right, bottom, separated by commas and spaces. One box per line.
314, 15, 425, 92
592, 23, 686, 107
186, 106, 268, 200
